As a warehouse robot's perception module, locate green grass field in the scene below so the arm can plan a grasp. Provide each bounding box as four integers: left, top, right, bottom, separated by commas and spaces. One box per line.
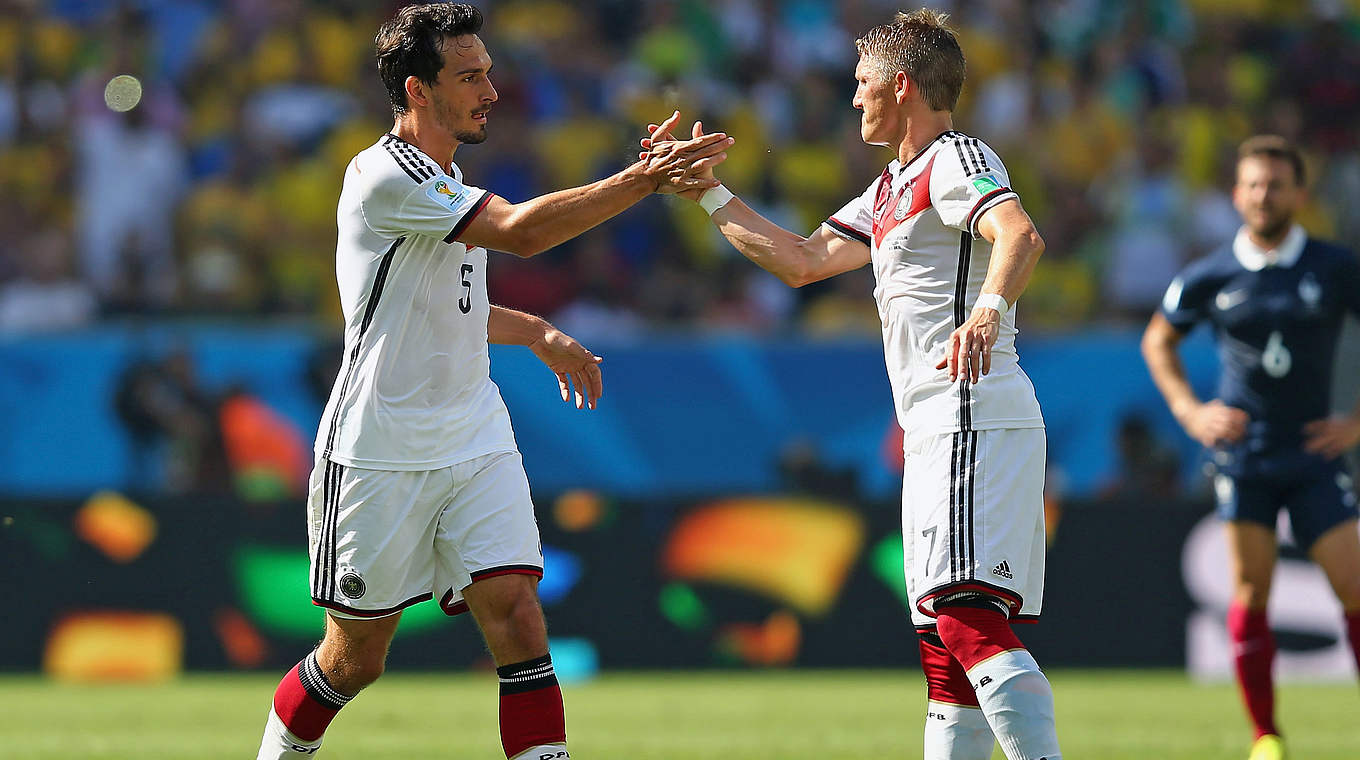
1, 670, 1356, 759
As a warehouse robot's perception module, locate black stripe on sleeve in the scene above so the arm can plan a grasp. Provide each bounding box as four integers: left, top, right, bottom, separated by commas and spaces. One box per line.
382, 140, 425, 183
444, 190, 494, 243
825, 217, 871, 245
966, 188, 1016, 235
395, 141, 436, 180
953, 137, 981, 176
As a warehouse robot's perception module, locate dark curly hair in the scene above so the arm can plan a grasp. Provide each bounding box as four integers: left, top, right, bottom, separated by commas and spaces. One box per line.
376, 3, 484, 116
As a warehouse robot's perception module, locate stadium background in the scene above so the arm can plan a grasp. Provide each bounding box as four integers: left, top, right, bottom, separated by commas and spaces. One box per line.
2, 0, 1360, 692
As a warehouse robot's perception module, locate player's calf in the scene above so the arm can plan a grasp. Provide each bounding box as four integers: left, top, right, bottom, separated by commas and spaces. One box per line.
257, 650, 357, 759
935, 601, 1061, 760
499, 654, 568, 759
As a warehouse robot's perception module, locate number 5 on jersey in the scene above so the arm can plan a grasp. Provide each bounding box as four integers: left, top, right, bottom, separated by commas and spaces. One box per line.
459, 263, 474, 314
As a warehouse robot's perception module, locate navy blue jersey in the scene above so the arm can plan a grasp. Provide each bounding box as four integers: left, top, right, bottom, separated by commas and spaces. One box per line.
1161, 232, 1360, 463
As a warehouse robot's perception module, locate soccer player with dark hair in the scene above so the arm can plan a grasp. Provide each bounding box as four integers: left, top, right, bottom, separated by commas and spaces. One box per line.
645, 9, 1059, 760
254, 4, 730, 759
1142, 135, 1360, 760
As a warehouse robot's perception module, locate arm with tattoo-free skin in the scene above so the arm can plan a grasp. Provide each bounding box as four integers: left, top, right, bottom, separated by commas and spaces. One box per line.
460, 112, 732, 257
488, 306, 602, 410
1141, 312, 1249, 448
935, 200, 1045, 383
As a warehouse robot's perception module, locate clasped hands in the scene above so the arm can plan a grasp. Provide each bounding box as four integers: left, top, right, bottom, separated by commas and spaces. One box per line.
637, 111, 729, 196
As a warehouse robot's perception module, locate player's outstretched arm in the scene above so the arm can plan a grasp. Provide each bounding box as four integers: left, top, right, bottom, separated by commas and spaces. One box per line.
488, 305, 602, 410
935, 200, 1045, 383
458, 112, 732, 257
1141, 312, 1247, 448
641, 121, 870, 288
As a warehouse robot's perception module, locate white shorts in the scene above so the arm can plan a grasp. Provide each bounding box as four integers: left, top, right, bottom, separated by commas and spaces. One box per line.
307, 450, 543, 620
902, 428, 1046, 629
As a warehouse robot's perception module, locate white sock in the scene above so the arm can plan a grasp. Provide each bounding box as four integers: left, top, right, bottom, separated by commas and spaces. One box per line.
966, 650, 1061, 760
924, 700, 995, 759
509, 745, 570, 760
257, 707, 323, 759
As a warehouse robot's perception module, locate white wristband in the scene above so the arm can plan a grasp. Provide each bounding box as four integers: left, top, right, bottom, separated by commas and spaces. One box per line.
698, 184, 735, 215
974, 293, 1009, 315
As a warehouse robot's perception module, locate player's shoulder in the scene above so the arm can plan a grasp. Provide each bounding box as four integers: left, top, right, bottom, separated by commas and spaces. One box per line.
1302, 236, 1358, 268
352, 134, 446, 194
938, 130, 1006, 165
1176, 244, 1239, 285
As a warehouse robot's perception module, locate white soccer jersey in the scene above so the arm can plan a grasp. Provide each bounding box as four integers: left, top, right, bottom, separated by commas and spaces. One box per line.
317, 133, 517, 470
825, 131, 1043, 439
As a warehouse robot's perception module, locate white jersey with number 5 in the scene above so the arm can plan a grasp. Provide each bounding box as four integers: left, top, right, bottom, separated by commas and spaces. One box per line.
824, 131, 1043, 439
317, 133, 517, 470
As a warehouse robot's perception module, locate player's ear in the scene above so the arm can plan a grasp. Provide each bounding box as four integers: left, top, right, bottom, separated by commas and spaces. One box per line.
894, 71, 911, 104
404, 75, 429, 108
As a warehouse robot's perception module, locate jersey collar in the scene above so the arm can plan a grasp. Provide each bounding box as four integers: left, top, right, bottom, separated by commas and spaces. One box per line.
1232, 224, 1306, 271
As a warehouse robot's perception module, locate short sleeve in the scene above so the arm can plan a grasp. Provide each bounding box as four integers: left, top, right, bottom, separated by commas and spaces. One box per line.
929, 135, 1019, 237
822, 175, 878, 246
1159, 265, 1214, 333
363, 172, 494, 243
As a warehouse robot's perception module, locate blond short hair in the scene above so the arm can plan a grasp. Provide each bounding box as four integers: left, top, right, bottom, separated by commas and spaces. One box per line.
855, 9, 966, 112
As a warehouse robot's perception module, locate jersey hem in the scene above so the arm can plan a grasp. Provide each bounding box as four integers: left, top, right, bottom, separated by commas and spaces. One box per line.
320, 442, 519, 472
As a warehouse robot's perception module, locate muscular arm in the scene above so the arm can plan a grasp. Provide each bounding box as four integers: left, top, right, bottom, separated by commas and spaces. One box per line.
487, 306, 603, 410
1141, 312, 1247, 447
937, 199, 1045, 382
975, 199, 1044, 305
459, 120, 731, 257
708, 197, 871, 287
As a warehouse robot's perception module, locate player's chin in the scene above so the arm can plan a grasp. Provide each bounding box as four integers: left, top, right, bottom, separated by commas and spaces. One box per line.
456, 125, 489, 145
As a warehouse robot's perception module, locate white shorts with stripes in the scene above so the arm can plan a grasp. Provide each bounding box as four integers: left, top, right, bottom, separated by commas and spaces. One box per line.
902, 427, 1046, 629
307, 450, 543, 620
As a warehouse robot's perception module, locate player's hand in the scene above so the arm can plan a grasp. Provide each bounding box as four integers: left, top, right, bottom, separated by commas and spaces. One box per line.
641, 117, 716, 202
636, 111, 731, 195
1303, 414, 1360, 460
528, 327, 603, 410
936, 305, 1001, 383
1179, 399, 1248, 448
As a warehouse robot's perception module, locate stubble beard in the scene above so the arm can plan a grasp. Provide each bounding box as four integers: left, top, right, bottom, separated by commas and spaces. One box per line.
436, 98, 488, 145
1249, 210, 1292, 243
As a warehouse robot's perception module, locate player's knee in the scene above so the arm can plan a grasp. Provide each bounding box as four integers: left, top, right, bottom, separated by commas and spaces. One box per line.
1232, 580, 1271, 610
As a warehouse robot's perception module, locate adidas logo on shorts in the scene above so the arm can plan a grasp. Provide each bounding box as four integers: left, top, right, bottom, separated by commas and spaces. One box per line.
991, 560, 1013, 580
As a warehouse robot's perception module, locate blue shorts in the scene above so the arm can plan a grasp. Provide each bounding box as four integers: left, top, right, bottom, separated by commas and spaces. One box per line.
1213, 454, 1358, 550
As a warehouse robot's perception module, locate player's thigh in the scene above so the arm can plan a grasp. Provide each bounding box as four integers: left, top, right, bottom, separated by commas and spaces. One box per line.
307, 460, 448, 616
434, 451, 544, 613
1308, 518, 1360, 610
1223, 520, 1278, 607
319, 610, 404, 666
903, 428, 1045, 623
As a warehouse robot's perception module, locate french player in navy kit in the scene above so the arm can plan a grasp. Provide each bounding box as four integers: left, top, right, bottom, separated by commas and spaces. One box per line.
1142, 136, 1360, 760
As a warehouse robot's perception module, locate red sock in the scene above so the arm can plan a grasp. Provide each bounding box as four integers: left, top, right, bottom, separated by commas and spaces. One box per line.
272, 651, 353, 742
918, 632, 979, 706
934, 603, 1025, 671
1227, 602, 1277, 739
1346, 611, 1360, 677
497, 654, 566, 758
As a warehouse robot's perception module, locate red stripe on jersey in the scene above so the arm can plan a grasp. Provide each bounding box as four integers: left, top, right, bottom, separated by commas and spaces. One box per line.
873, 154, 936, 247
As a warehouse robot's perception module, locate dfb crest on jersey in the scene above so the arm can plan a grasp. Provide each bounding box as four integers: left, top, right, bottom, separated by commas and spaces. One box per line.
1298, 272, 1321, 310
893, 185, 914, 220
339, 571, 366, 599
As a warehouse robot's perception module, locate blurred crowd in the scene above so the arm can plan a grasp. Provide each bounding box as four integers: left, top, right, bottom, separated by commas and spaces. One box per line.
2, 0, 1359, 339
